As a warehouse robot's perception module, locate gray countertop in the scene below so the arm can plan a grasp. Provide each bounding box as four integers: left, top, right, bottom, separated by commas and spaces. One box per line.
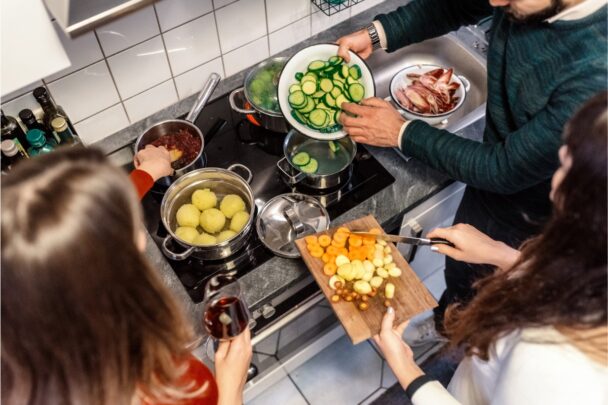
93, 0, 487, 336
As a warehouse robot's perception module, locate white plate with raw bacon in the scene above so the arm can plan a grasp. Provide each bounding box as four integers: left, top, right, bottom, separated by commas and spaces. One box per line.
390, 64, 470, 126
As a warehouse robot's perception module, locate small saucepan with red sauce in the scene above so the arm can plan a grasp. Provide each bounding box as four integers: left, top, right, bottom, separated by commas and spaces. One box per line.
135, 73, 221, 186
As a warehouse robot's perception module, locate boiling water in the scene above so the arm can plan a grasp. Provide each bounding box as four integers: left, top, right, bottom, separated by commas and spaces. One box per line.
291, 141, 350, 175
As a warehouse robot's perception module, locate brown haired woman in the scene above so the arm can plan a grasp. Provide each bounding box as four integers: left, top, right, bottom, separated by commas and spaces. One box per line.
374, 92, 608, 404
1, 145, 252, 404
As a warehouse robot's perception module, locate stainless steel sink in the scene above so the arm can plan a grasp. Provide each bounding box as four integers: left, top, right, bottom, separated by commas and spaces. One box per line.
367, 33, 487, 133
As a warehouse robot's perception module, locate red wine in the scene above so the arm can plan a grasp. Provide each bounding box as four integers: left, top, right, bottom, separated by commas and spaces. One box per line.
204, 296, 248, 339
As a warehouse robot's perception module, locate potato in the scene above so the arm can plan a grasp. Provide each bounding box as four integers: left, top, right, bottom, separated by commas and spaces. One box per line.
385, 283, 395, 299
194, 232, 217, 246
370, 276, 384, 289
199, 208, 226, 233
192, 188, 217, 211
335, 255, 350, 267
329, 275, 345, 289
176, 204, 200, 227
388, 267, 402, 278
230, 211, 250, 233
175, 227, 199, 244
220, 194, 246, 219
376, 268, 389, 279
217, 230, 237, 242
354, 280, 372, 295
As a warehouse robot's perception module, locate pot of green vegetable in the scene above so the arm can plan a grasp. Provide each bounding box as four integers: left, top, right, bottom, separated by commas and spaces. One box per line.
277, 129, 356, 189
229, 57, 290, 133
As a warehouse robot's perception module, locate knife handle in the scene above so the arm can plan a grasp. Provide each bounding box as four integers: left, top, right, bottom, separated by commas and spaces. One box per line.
429, 238, 455, 248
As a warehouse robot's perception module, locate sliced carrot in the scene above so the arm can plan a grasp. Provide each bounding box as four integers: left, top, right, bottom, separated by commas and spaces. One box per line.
326, 245, 339, 256
310, 246, 324, 258
331, 239, 345, 248
321, 252, 331, 263
307, 242, 320, 251
368, 228, 382, 235
318, 234, 331, 247
333, 232, 348, 244
349, 235, 363, 247
336, 226, 350, 235
304, 235, 318, 245
338, 247, 349, 256
362, 236, 375, 246
323, 262, 337, 276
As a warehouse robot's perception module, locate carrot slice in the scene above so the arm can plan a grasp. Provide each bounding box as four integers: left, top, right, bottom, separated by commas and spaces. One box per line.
310, 246, 324, 258
368, 228, 382, 235
333, 232, 348, 244
331, 239, 345, 248
326, 245, 339, 256
362, 236, 375, 246
323, 262, 337, 276
336, 227, 350, 235
305, 235, 318, 245
349, 235, 362, 247
338, 247, 349, 256
318, 235, 332, 247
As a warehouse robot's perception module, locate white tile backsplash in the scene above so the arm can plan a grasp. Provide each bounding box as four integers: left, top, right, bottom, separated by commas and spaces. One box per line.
155, 0, 214, 32
74, 104, 130, 145
96, 6, 160, 56
163, 13, 221, 75
215, 0, 267, 53
266, 0, 311, 32
5, 0, 381, 143
46, 23, 103, 82
107, 36, 172, 99
269, 16, 311, 55
124, 80, 179, 122
47, 61, 120, 122
222, 36, 269, 76
174, 57, 224, 99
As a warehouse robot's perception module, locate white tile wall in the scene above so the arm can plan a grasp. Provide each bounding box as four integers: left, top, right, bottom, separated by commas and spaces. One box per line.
2, 0, 387, 144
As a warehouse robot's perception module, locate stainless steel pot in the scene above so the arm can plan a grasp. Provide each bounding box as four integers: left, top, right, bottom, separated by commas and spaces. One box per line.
160, 164, 255, 261
277, 130, 356, 189
229, 57, 290, 133
135, 73, 221, 186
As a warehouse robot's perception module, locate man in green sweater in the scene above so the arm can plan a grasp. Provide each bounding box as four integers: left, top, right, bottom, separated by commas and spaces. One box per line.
337, 0, 607, 345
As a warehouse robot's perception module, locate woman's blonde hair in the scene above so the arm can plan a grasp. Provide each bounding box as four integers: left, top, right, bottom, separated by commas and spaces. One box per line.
1, 147, 209, 404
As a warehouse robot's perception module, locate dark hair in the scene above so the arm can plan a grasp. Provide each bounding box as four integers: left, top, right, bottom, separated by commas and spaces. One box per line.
444, 92, 608, 360
1, 147, 207, 404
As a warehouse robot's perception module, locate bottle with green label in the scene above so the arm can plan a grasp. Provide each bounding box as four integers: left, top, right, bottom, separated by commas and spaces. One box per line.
26, 129, 57, 156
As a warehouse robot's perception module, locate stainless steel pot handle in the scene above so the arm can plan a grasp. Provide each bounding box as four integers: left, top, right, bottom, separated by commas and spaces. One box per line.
458, 75, 471, 93
284, 207, 306, 236
229, 87, 257, 115
227, 163, 253, 184
276, 157, 306, 185
186, 72, 221, 122
161, 235, 195, 261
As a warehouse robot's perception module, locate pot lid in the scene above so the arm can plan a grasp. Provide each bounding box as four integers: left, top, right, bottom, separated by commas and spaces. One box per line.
244, 58, 287, 116
256, 193, 330, 258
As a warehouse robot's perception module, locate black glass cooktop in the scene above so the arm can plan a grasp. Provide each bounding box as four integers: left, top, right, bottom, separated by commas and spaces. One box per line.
137, 92, 395, 304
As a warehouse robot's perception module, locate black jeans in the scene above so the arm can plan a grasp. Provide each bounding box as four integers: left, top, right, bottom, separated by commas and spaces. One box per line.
433, 187, 539, 332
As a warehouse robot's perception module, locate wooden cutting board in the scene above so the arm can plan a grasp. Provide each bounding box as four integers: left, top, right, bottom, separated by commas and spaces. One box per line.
295, 215, 437, 344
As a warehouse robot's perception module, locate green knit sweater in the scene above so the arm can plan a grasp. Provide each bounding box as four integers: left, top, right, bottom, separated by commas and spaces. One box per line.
376, 0, 607, 232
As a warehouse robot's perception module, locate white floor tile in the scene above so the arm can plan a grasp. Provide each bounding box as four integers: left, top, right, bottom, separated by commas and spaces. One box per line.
246, 375, 307, 405
290, 335, 383, 404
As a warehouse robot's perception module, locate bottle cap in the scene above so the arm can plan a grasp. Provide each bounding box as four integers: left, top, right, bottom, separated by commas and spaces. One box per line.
51, 117, 68, 132
33, 87, 50, 103
1, 140, 18, 157
26, 129, 46, 147
18, 109, 36, 124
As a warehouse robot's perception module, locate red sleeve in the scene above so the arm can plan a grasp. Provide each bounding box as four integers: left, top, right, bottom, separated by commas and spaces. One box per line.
130, 169, 155, 200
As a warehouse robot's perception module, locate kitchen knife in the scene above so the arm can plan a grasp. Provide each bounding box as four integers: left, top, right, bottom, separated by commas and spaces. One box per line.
351, 232, 455, 247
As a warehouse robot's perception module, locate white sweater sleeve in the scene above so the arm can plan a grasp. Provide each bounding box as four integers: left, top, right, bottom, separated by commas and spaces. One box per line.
411, 381, 463, 405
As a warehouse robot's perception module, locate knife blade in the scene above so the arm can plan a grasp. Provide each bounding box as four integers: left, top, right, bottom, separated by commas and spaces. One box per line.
351, 232, 455, 247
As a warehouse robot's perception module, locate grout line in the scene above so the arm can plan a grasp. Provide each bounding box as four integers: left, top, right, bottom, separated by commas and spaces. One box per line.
212, 0, 239, 12
73, 102, 123, 125
154, 5, 213, 34
93, 31, 131, 123
263, 0, 271, 54
43, 59, 105, 85
122, 78, 174, 102
210, 10, 228, 79
152, 5, 181, 99
286, 374, 312, 405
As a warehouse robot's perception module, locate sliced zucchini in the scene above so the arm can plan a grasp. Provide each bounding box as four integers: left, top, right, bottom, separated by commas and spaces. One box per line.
329, 56, 344, 66
335, 94, 348, 109
324, 93, 336, 108
312, 90, 326, 99
301, 73, 317, 83
319, 78, 333, 92
288, 90, 306, 108
289, 84, 302, 93
308, 60, 326, 71
334, 110, 342, 124
292, 151, 311, 166
348, 83, 365, 102
349, 65, 362, 80
319, 124, 343, 134
346, 76, 358, 85
295, 72, 304, 81
300, 158, 318, 174
333, 80, 345, 91
329, 140, 340, 153
330, 87, 342, 98
301, 81, 317, 95
341, 65, 350, 78
291, 110, 307, 125
308, 109, 328, 128
298, 97, 316, 113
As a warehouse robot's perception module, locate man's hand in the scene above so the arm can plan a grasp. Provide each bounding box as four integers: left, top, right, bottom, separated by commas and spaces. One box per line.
373, 307, 424, 390
134, 145, 174, 181
336, 28, 373, 62
215, 328, 253, 405
340, 98, 406, 147
427, 224, 521, 270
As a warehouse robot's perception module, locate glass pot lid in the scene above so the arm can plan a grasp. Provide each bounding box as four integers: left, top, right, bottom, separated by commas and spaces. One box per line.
256, 193, 330, 258
244, 57, 287, 116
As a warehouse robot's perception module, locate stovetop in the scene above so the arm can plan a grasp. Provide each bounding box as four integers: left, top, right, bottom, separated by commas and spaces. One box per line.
135, 92, 395, 305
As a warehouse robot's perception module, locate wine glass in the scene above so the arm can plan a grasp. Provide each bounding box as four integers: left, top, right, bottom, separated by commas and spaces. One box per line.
202, 272, 251, 341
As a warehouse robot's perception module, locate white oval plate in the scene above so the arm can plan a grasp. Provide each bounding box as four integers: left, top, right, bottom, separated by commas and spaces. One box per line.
278, 43, 375, 141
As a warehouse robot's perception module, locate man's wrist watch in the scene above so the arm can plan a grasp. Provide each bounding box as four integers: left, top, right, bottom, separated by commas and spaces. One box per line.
366, 23, 381, 50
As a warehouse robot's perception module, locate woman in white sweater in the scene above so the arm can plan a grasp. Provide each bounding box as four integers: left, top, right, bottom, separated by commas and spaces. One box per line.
374, 92, 608, 405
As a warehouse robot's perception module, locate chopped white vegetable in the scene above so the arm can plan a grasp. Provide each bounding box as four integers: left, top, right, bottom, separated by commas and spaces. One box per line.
385, 283, 395, 299
335, 255, 350, 267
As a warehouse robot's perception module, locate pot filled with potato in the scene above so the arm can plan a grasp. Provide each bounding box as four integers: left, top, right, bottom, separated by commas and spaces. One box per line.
160, 164, 255, 261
